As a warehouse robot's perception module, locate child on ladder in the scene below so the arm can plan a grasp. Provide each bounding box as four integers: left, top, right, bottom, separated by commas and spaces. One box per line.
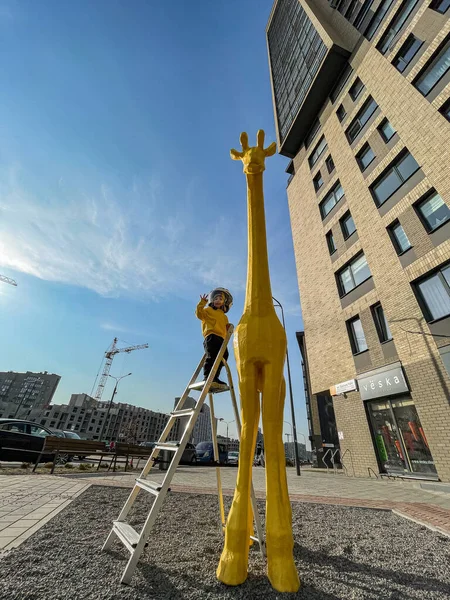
196, 287, 233, 391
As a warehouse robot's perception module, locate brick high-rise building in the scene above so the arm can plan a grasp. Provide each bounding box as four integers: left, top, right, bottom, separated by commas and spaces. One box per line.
267, 0, 450, 480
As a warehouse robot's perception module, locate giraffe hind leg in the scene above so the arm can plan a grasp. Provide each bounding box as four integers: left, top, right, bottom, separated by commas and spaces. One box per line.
262, 363, 300, 593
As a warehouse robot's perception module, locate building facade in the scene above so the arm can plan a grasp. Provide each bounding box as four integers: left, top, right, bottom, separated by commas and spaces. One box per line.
174, 397, 213, 444
0, 371, 61, 419
267, 0, 450, 480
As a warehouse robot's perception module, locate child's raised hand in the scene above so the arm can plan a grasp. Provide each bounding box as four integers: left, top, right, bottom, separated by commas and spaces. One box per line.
200, 293, 208, 302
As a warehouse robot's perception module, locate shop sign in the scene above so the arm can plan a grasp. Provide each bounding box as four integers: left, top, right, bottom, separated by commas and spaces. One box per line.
330, 379, 358, 396
358, 365, 408, 400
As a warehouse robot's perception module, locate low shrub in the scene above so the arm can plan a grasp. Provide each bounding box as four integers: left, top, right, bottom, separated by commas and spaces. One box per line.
65, 463, 75, 469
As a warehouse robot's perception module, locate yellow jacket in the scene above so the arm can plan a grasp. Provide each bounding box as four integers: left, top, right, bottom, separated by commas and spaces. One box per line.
195, 299, 229, 339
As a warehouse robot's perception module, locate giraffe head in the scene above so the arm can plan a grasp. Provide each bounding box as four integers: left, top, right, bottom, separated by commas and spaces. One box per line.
230, 130, 277, 175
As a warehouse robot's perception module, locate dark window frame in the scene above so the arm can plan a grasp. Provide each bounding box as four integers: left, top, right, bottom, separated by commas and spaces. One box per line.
365, 0, 395, 41
377, 0, 421, 55
414, 189, 450, 233
439, 97, 450, 121
371, 303, 393, 343
330, 64, 353, 104
349, 77, 365, 101
336, 251, 372, 297
387, 219, 412, 254
413, 262, 450, 322
369, 148, 420, 207
320, 181, 345, 219
354, 0, 374, 29
346, 316, 369, 354
346, 96, 379, 143
356, 142, 376, 171
313, 171, 324, 192
413, 34, 450, 97
326, 230, 337, 255
305, 119, 321, 149
378, 118, 396, 142
392, 34, 424, 73
429, 0, 450, 14
337, 104, 347, 122
340, 211, 357, 239
326, 155, 335, 173
308, 136, 328, 168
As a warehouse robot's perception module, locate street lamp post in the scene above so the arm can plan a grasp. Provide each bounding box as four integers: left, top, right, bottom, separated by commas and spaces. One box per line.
218, 418, 235, 449
99, 373, 132, 441
273, 296, 301, 476
284, 420, 295, 462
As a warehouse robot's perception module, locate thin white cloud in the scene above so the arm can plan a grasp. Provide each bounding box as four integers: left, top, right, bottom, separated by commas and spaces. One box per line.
0, 163, 247, 300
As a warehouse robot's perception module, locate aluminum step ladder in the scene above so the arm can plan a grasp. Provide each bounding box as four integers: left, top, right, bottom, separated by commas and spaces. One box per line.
102, 324, 265, 584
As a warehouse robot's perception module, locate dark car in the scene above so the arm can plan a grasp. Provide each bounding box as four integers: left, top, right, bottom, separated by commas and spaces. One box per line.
51, 430, 86, 460
195, 441, 228, 465
0, 418, 57, 464
180, 442, 197, 465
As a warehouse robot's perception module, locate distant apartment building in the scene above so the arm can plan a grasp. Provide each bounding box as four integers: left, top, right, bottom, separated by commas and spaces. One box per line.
26, 393, 179, 443
173, 397, 213, 444
0, 371, 60, 418
267, 0, 450, 481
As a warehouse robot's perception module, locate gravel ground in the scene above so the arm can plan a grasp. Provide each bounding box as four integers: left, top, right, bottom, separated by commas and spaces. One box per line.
1, 486, 450, 600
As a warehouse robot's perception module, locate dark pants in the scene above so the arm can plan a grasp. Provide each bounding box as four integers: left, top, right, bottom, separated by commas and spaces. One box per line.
203, 334, 229, 380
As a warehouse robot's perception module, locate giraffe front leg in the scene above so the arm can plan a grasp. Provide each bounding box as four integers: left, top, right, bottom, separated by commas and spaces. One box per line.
217, 367, 259, 586
262, 366, 300, 593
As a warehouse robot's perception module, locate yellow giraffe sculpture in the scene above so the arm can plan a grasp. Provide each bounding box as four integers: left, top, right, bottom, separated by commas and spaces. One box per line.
217, 130, 300, 593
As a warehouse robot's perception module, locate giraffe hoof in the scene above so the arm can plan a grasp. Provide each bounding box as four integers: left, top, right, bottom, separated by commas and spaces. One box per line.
268, 555, 300, 593
216, 551, 248, 586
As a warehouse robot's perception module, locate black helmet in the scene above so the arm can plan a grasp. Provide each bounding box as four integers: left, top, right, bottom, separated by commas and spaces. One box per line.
208, 287, 233, 313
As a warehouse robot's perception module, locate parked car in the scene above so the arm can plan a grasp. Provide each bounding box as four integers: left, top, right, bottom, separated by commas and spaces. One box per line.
195, 441, 228, 465
50, 430, 87, 460
180, 442, 197, 465
227, 451, 239, 466
0, 418, 59, 464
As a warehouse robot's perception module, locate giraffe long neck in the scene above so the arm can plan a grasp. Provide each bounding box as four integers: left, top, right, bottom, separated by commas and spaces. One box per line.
243, 172, 274, 315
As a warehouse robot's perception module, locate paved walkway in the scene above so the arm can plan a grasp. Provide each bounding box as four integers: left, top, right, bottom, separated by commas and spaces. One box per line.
0, 475, 90, 553
1, 467, 450, 555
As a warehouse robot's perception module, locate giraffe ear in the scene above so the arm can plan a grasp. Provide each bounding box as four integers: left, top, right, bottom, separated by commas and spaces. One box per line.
230, 148, 243, 160
265, 142, 277, 157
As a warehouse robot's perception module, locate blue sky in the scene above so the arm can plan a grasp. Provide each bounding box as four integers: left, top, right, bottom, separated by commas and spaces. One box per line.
0, 0, 307, 443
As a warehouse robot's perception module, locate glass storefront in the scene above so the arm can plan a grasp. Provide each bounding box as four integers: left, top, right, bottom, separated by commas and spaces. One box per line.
367, 396, 437, 477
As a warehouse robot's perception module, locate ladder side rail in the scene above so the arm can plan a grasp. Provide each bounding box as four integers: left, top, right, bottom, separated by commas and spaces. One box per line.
172, 354, 207, 414
208, 392, 226, 529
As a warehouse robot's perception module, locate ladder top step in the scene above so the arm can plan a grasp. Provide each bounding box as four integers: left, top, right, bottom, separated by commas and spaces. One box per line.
113, 521, 140, 548
171, 408, 196, 417
136, 478, 168, 495
189, 381, 230, 393
155, 442, 179, 451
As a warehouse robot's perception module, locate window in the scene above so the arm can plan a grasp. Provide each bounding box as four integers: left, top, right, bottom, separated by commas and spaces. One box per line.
326, 231, 336, 254
378, 118, 396, 142
356, 143, 376, 170
330, 64, 353, 103
30, 425, 50, 438
416, 191, 450, 232
313, 171, 324, 191
439, 98, 450, 121
346, 97, 378, 143
341, 211, 357, 239
349, 77, 365, 100
326, 155, 335, 173
392, 34, 423, 73
365, 0, 394, 40
388, 220, 412, 253
305, 120, 321, 149
354, 0, 374, 28
429, 0, 450, 13
371, 303, 393, 342
377, 0, 420, 55
347, 317, 369, 353
337, 104, 347, 121
320, 182, 345, 218
308, 136, 328, 168
415, 264, 450, 320
414, 36, 450, 96
337, 253, 372, 296
370, 149, 420, 206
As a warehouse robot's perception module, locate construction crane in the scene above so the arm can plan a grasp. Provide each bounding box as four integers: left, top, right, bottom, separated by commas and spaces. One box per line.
93, 337, 149, 401
0, 274, 17, 287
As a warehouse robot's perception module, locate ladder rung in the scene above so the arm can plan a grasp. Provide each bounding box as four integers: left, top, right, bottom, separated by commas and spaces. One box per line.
113, 521, 140, 550
189, 381, 230, 393
155, 442, 179, 451
135, 478, 169, 495
188, 381, 206, 390
171, 408, 196, 417
250, 535, 264, 545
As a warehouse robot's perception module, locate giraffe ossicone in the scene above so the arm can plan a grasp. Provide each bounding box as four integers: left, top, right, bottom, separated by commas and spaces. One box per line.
217, 130, 300, 593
